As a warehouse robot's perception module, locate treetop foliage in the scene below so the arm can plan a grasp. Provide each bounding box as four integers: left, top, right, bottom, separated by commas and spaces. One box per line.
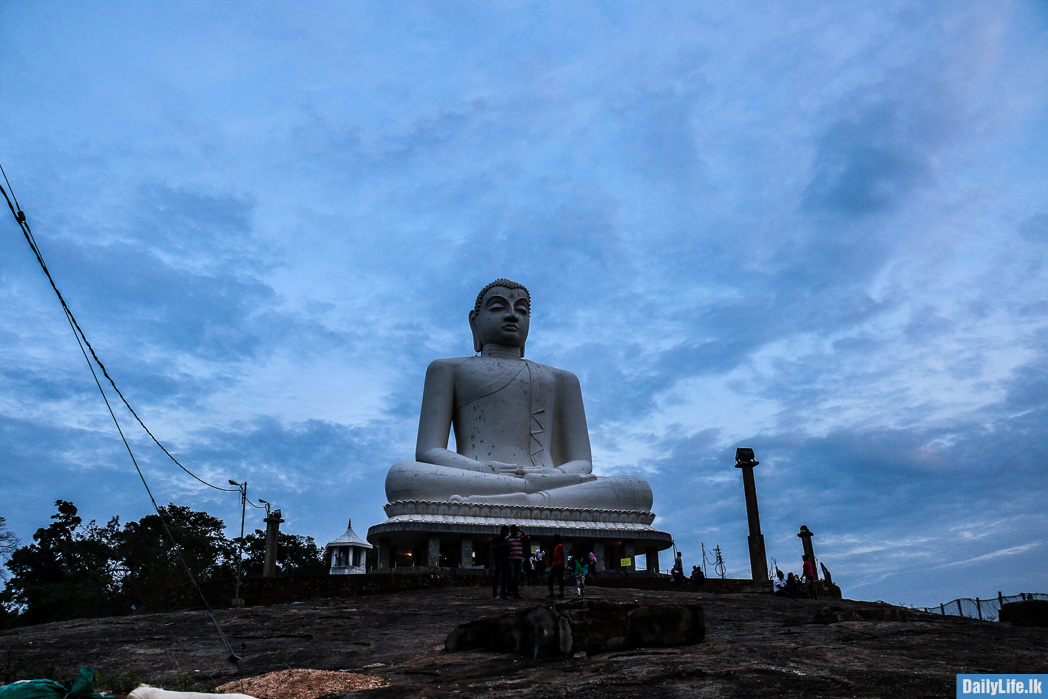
0, 500, 325, 627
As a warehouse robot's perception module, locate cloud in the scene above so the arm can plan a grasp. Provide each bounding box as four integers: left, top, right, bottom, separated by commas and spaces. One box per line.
934, 543, 1042, 569
1, 1, 1046, 610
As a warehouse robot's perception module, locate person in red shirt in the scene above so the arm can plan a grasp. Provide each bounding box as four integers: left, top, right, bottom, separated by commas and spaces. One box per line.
547, 533, 565, 598
802, 554, 818, 599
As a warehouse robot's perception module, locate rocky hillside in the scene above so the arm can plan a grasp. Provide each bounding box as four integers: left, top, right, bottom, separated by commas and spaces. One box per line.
1, 584, 1045, 698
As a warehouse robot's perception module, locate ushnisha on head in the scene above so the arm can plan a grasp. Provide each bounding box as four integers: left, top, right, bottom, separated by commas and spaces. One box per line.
469, 278, 532, 356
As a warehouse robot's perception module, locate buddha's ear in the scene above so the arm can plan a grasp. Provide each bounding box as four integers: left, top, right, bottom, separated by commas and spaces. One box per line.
468, 310, 481, 353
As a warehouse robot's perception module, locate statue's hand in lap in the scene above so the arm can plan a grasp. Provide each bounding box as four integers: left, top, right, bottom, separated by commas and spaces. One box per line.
522, 470, 598, 486
486, 461, 523, 476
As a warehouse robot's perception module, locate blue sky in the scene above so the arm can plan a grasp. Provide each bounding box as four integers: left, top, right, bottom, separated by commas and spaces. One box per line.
1, 1, 1046, 608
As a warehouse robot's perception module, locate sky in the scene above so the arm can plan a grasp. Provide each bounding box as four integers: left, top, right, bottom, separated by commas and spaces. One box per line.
1, 1, 1046, 610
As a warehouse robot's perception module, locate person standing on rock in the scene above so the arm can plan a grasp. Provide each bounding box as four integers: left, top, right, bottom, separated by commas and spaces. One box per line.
574, 553, 588, 597
547, 534, 565, 598
671, 552, 685, 584
802, 555, 818, 599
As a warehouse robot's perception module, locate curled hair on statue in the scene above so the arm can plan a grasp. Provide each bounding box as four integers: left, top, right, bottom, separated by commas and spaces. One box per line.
473, 278, 530, 312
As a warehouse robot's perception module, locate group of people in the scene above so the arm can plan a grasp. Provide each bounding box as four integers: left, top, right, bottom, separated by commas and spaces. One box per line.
489, 527, 598, 600
489, 532, 824, 601
669, 550, 821, 598
669, 552, 707, 586
773, 554, 819, 599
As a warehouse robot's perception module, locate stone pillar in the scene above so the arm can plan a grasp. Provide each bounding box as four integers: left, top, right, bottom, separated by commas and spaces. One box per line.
428, 534, 441, 567
797, 525, 818, 580
624, 541, 636, 573
735, 449, 769, 585
645, 547, 659, 574
592, 541, 605, 573
460, 536, 474, 568
262, 509, 284, 578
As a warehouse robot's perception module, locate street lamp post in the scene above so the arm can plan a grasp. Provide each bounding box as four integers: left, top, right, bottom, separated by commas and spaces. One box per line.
228, 479, 247, 607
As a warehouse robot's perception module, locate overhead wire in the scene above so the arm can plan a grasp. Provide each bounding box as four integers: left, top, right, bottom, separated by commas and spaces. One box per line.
0, 177, 238, 493
1, 168, 242, 662
0, 161, 22, 214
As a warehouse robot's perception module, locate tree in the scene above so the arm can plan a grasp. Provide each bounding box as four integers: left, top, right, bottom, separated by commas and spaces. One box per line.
0, 516, 18, 581
115, 504, 231, 611
1, 500, 119, 625
237, 529, 327, 577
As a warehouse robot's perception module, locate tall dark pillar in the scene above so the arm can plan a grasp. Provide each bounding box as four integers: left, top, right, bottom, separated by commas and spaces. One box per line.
379, 538, 394, 569
645, 547, 660, 574
428, 534, 441, 567
797, 525, 818, 580
459, 536, 473, 568
735, 448, 769, 586
262, 509, 284, 578
592, 541, 606, 573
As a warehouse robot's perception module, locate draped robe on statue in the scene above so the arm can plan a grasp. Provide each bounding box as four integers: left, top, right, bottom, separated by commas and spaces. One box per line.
385, 356, 653, 511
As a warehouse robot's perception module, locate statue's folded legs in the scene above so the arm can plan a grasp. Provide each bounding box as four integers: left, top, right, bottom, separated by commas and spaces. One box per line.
385, 460, 654, 511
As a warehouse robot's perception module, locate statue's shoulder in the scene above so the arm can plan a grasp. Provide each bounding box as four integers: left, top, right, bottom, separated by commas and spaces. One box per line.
424, 356, 475, 377
428, 356, 477, 367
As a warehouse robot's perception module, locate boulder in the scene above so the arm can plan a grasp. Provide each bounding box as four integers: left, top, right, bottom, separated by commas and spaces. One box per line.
999, 600, 1048, 627
445, 599, 704, 658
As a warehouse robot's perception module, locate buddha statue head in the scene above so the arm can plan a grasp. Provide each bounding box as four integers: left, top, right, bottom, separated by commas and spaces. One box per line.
469, 278, 531, 356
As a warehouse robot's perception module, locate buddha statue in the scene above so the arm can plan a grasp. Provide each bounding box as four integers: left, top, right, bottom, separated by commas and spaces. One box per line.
384, 279, 654, 512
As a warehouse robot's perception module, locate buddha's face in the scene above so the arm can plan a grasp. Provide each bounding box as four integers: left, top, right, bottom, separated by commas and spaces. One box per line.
469, 286, 530, 351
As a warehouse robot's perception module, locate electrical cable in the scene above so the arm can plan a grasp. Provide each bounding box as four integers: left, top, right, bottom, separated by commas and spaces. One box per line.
0, 179, 237, 493
61, 301, 242, 663
0, 161, 21, 214
1, 171, 242, 662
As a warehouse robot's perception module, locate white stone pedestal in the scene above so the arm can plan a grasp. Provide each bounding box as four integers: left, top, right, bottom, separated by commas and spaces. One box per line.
367, 499, 672, 572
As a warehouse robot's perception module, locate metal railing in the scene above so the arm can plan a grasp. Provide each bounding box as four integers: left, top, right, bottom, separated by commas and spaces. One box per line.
913, 592, 1047, 622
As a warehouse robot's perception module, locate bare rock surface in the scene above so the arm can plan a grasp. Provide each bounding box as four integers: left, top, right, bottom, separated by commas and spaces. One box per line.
445, 599, 705, 658
2, 585, 1046, 698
